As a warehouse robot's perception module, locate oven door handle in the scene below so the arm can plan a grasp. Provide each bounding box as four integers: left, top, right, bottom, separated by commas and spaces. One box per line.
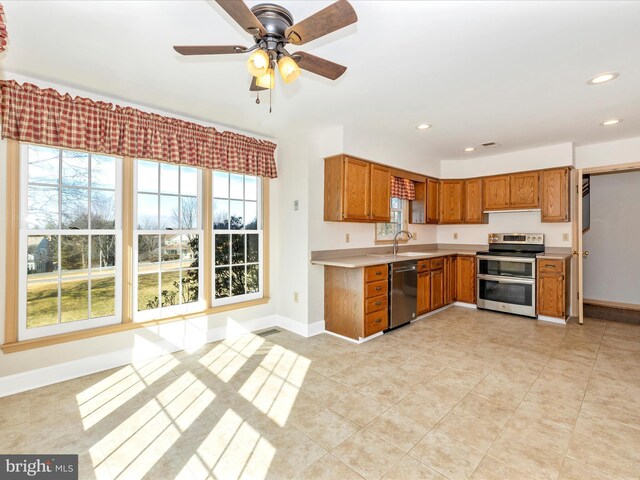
477, 274, 535, 284
476, 255, 536, 264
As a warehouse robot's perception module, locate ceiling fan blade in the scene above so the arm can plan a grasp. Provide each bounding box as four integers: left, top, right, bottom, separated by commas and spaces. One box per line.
285, 0, 357, 45
293, 52, 347, 80
250, 77, 268, 92
215, 0, 266, 37
173, 45, 248, 55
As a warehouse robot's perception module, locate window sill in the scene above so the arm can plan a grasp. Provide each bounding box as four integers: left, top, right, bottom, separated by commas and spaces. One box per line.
1, 297, 271, 354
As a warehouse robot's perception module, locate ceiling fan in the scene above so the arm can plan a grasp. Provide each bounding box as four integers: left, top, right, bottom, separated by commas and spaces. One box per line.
173, 0, 357, 95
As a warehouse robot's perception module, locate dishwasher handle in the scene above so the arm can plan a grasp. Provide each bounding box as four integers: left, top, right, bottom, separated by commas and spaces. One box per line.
393, 266, 417, 273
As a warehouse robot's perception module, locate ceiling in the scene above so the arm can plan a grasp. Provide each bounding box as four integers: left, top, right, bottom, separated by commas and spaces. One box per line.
3, 1, 640, 160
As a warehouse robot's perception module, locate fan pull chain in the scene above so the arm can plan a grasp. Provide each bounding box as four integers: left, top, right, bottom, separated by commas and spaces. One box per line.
269, 72, 273, 113
256, 91, 260, 104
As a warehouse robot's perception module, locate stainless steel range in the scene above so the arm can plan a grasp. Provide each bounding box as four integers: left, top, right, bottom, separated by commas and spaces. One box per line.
476, 233, 544, 317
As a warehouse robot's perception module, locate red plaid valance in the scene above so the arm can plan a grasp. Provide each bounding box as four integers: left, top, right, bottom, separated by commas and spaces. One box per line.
391, 176, 416, 200
0, 4, 7, 53
0, 80, 278, 178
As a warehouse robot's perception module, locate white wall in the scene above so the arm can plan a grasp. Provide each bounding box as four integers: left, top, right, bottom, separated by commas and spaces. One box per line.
438, 143, 574, 247
575, 136, 640, 169
583, 171, 640, 305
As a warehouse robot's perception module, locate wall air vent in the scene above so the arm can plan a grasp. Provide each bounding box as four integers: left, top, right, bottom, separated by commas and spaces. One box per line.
481, 142, 498, 148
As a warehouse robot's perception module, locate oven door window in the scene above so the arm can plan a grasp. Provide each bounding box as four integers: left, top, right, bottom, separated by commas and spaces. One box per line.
478, 279, 533, 306
478, 259, 533, 278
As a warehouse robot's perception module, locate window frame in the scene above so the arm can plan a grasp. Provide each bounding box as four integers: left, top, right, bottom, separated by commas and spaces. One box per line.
211, 171, 264, 306
375, 197, 409, 243
132, 159, 206, 322
17, 143, 124, 340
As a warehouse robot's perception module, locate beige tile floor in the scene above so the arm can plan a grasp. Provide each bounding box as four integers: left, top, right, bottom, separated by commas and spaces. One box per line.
2, 306, 640, 480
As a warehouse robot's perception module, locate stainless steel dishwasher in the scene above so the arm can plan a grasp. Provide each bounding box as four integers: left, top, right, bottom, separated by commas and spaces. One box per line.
390, 260, 418, 329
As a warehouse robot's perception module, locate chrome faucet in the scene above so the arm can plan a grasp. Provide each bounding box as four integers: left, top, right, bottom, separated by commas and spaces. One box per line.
393, 230, 413, 255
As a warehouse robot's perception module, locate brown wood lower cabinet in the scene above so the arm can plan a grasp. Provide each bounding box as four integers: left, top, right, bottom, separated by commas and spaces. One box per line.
431, 267, 444, 310
456, 255, 476, 304
444, 255, 457, 304
417, 271, 431, 315
537, 258, 570, 319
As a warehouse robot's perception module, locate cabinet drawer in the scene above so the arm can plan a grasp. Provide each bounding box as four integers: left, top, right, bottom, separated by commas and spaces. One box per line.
417, 259, 430, 272
365, 309, 388, 336
538, 259, 563, 274
365, 294, 388, 314
431, 257, 444, 269
366, 280, 388, 297
365, 264, 388, 283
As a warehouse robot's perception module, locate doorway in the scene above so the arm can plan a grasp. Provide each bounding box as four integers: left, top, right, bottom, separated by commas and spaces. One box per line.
574, 164, 640, 324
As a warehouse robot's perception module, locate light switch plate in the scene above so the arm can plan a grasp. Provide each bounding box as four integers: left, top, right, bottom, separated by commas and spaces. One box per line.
562, 233, 569, 241
453, 233, 459, 240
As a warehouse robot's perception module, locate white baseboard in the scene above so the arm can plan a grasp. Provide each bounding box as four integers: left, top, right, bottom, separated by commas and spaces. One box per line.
0, 314, 324, 398
536, 315, 567, 325
453, 302, 477, 309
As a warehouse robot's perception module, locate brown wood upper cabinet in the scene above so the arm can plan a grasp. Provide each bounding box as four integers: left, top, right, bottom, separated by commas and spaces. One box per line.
324, 155, 390, 222
426, 178, 440, 223
439, 180, 464, 224
463, 178, 486, 223
541, 168, 570, 222
483, 172, 539, 210
410, 178, 439, 224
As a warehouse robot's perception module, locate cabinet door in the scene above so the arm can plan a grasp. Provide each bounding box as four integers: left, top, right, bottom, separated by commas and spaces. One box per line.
426, 178, 440, 223
456, 255, 476, 304
444, 256, 457, 305
431, 269, 444, 310
483, 175, 510, 210
538, 274, 565, 318
541, 168, 569, 222
449, 256, 457, 303
510, 172, 539, 208
417, 271, 431, 315
343, 158, 370, 221
370, 164, 391, 221
439, 180, 464, 224
410, 181, 426, 224
463, 178, 485, 223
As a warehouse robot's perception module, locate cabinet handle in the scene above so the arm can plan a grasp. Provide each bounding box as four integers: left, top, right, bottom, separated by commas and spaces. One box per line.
374, 318, 382, 324
544, 264, 555, 268
376, 271, 382, 275
375, 286, 382, 291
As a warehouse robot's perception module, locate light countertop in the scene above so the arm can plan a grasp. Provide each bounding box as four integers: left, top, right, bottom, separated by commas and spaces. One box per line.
310, 249, 482, 268
535, 252, 573, 260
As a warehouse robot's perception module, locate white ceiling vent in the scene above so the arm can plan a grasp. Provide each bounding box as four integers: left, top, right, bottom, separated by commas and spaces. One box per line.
481, 142, 499, 148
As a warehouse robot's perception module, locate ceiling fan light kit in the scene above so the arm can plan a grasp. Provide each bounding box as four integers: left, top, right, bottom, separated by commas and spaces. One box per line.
174, 0, 358, 109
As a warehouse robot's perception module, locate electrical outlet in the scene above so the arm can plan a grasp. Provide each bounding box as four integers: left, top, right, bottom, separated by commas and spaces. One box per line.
293, 291, 299, 303
562, 233, 569, 242
293, 200, 299, 211
453, 232, 459, 240
345, 233, 350, 243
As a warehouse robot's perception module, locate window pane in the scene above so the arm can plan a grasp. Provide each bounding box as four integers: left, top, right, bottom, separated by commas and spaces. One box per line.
247, 234, 259, 263
60, 279, 89, 323
232, 234, 245, 264
245, 176, 257, 201
247, 265, 259, 294
61, 235, 89, 273
161, 234, 181, 265
28, 185, 59, 229
213, 199, 229, 230
27, 235, 59, 329
91, 235, 116, 270
245, 201, 257, 230
214, 234, 230, 266
62, 188, 89, 229
182, 269, 199, 304
91, 276, 115, 318
160, 163, 180, 194
28, 145, 59, 185
137, 193, 158, 229
181, 167, 198, 196
138, 161, 158, 193
161, 270, 180, 307
138, 235, 160, 272
62, 151, 89, 187
231, 266, 245, 296
391, 197, 401, 209
92, 155, 117, 189
138, 273, 159, 311
91, 190, 116, 229
230, 200, 243, 230
215, 267, 230, 299
213, 172, 229, 198
229, 174, 244, 199
181, 196, 198, 229
160, 195, 179, 230
181, 234, 199, 269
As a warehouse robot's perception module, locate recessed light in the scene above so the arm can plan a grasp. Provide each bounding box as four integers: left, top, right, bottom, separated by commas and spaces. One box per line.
416, 124, 432, 130
464, 147, 475, 152
601, 119, 622, 126
587, 72, 619, 85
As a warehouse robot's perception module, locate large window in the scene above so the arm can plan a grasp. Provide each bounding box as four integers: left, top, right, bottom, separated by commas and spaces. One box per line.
376, 197, 407, 241
134, 160, 203, 320
212, 171, 263, 304
19, 145, 121, 340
